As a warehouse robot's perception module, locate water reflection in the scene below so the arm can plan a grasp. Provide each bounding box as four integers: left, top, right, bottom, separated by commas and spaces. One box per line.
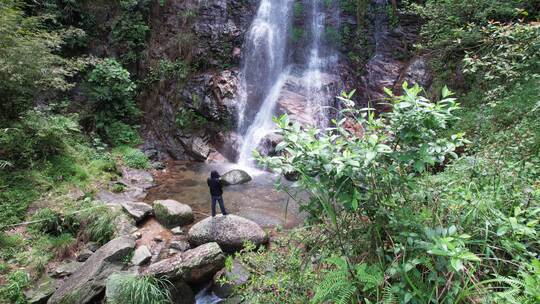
145, 162, 302, 229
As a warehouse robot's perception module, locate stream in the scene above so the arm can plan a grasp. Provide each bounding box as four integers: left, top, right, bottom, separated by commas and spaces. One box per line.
144, 162, 302, 303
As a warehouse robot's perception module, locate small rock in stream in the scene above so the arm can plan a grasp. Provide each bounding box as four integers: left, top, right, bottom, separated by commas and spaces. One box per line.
220, 169, 252, 186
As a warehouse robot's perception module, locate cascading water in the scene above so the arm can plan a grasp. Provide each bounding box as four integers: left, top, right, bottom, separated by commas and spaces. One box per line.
236, 0, 340, 167
236, 0, 294, 131
236, 0, 294, 166
302, 0, 339, 128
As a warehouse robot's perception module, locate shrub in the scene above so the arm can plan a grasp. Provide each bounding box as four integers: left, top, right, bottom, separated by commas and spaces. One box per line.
79, 206, 117, 245
113, 146, 150, 169
0, 270, 30, 304
0, 110, 80, 167
103, 121, 142, 147
0, 0, 77, 123
107, 274, 173, 304
28, 208, 62, 235
86, 58, 140, 146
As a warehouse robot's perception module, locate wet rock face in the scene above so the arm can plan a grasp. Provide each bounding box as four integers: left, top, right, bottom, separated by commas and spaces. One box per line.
120, 201, 153, 223
188, 215, 268, 252
256, 132, 284, 157
359, 5, 429, 104
139, 0, 254, 161
193, 0, 251, 67
180, 69, 240, 124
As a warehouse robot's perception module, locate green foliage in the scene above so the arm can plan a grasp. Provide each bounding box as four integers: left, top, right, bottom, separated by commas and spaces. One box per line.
86, 58, 141, 146
175, 107, 208, 132
408, 0, 540, 98
324, 26, 341, 47
241, 80, 540, 303
145, 59, 191, 84
0, 270, 30, 304
462, 22, 540, 101
314, 257, 383, 304
113, 146, 150, 169
112, 0, 150, 65
232, 231, 318, 303
80, 206, 117, 245
29, 208, 63, 235
107, 274, 173, 304
294, 2, 304, 17
290, 27, 305, 44
0, 0, 80, 122
0, 110, 80, 167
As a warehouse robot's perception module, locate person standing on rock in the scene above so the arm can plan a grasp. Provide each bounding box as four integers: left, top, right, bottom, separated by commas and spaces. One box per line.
207, 170, 228, 217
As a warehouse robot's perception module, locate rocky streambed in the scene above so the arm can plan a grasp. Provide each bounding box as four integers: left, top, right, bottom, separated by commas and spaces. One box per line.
27, 162, 301, 304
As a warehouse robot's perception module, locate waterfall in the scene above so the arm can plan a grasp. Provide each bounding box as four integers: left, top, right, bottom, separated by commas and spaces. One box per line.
302, 0, 338, 128
236, 0, 294, 166
236, 0, 339, 167
236, 0, 294, 131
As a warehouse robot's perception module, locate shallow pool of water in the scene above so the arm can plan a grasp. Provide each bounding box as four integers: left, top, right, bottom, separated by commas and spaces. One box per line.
145, 161, 302, 229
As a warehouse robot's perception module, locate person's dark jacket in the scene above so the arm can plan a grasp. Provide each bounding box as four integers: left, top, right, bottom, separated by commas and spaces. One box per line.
207, 171, 223, 197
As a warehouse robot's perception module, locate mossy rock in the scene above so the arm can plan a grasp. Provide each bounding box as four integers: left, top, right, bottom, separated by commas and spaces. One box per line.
154, 199, 194, 228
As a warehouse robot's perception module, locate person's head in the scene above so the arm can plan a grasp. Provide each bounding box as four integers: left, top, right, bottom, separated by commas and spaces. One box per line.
210, 170, 220, 179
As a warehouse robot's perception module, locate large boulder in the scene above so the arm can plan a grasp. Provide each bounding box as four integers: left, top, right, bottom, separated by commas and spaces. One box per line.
188, 215, 268, 252
154, 199, 194, 228
47, 236, 135, 304
120, 201, 153, 223
220, 170, 252, 186
144, 242, 225, 284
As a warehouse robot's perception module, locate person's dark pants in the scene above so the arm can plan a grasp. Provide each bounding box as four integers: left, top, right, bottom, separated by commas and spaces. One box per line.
211, 196, 227, 217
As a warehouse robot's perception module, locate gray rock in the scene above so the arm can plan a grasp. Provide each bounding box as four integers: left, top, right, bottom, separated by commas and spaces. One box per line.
256, 132, 284, 157
220, 170, 252, 186
154, 199, 194, 227
170, 240, 190, 252
188, 215, 268, 252
76, 249, 93, 262
24, 276, 56, 304
51, 261, 81, 278
212, 260, 250, 298
131, 246, 152, 266
85, 242, 99, 252
47, 236, 135, 304
144, 242, 225, 284
120, 201, 153, 222
171, 227, 184, 235
132, 231, 142, 239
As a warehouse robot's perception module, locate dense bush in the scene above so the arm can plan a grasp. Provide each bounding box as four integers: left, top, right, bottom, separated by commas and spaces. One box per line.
85, 58, 141, 146
0, 110, 80, 167
0, 0, 78, 123
233, 83, 540, 303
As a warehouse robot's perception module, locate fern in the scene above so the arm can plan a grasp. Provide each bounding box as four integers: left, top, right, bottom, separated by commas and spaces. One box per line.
313, 257, 384, 303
